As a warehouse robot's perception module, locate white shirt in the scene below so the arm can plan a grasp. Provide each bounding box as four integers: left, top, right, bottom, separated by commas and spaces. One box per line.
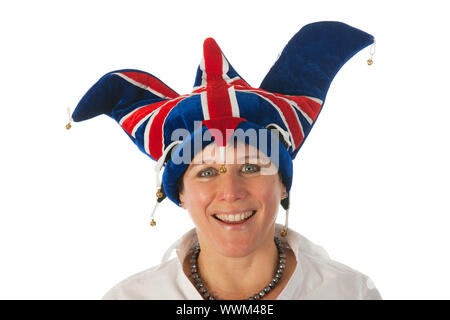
102, 224, 382, 300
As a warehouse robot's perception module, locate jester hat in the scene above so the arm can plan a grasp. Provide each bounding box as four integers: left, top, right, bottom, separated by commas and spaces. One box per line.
70, 21, 374, 213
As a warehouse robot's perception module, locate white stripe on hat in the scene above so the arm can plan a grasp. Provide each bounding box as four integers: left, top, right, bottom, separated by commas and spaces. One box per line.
200, 91, 210, 120
131, 108, 160, 138
266, 123, 292, 148
228, 86, 240, 117
240, 88, 322, 126
143, 106, 163, 155
239, 90, 301, 150
199, 57, 207, 88
222, 54, 230, 81
282, 94, 323, 106
132, 96, 188, 138
119, 105, 146, 126
143, 98, 188, 157
285, 99, 313, 125
113, 72, 168, 99
193, 76, 242, 91
225, 76, 241, 85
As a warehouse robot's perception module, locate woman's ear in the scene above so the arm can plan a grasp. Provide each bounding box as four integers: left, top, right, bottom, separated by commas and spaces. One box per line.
281, 185, 287, 199
179, 191, 185, 209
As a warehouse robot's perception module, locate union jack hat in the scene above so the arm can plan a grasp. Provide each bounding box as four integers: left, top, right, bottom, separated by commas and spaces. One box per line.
69, 21, 374, 223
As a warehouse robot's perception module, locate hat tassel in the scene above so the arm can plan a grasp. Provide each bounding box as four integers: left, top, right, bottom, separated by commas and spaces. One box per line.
150, 168, 165, 227
280, 191, 290, 237
66, 108, 73, 130
150, 141, 181, 227
150, 159, 166, 227
367, 38, 376, 65
281, 207, 289, 237
150, 201, 159, 227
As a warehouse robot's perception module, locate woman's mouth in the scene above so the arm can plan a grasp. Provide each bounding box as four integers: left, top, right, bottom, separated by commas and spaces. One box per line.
212, 210, 257, 224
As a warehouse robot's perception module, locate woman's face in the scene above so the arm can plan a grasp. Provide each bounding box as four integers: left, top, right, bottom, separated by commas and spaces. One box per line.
179, 141, 286, 258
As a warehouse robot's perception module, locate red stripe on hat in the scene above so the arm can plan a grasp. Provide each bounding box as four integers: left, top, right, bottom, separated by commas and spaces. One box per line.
277, 95, 322, 122
201, 38, 240, 146
229, 78, 249, 87
233, 85, 321, 122
203, 38, 233, 118
203, 38, 224, 81
120, 71, 179, 99
121, 100, 167, 136
202, 117, 247, 147
206, 83, 233, 118
192, 87, 208, 94
250, 90, 304, 149
203, 38, 233, 122
149, 98, 187, 160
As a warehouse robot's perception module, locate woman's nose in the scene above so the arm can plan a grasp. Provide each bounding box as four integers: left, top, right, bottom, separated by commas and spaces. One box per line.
217, 170, 248, 202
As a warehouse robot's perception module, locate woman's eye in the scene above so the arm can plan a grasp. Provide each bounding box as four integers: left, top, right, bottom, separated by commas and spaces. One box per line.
198, 168, 216, 177
242, 164, 260, 173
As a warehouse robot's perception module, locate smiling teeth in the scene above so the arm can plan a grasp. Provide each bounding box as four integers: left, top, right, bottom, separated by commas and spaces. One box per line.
214, 210, 255, 222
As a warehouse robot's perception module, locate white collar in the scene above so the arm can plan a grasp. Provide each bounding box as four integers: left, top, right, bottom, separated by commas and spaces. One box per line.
157, 223, 330, 299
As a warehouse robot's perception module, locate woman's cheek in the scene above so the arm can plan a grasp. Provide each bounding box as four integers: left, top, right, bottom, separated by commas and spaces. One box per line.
257, 182, 278, 201
186, 187, 213, 222
185, 181, 207, 203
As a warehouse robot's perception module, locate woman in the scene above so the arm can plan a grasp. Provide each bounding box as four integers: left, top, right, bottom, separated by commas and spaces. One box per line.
178, 140, 295, 300
69, 21, 381, 299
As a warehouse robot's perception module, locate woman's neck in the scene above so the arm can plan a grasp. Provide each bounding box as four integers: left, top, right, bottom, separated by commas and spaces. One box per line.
182, 232, 297, 300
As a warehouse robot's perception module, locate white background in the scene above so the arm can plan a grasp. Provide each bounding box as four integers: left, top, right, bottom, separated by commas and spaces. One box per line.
1, 0, 449, 300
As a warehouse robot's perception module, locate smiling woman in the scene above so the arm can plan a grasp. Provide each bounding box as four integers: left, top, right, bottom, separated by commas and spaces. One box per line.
178, 141, 297, 300
180, 142, 284, 257
70, 21, 381, 300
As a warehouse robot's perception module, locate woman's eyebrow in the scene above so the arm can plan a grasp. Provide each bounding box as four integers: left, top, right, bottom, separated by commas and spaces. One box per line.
190, 155, 264, 166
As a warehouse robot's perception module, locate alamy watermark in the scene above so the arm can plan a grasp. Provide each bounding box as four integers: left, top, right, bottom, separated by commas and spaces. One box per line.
170, 121, 282, 175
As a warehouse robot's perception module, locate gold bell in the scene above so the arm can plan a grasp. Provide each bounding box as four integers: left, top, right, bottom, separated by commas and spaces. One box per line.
150, 219, 156, 227
66, 108, 73, 130
156, 189, 164, 198
219, 165, 227, 174
280, 228, 288, 237
367, 39, 376, 66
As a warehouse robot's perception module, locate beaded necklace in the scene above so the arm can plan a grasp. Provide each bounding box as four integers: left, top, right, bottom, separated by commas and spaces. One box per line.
190, 237, 286, 300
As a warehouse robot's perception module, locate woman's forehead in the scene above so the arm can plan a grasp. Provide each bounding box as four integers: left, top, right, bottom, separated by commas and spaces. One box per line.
191, 141, 271, 165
